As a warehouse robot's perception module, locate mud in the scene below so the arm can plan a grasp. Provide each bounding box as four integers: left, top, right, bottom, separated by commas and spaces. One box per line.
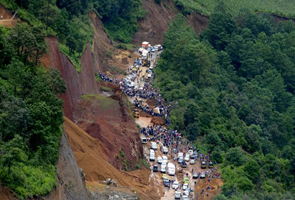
64, 117, 160, 200
73, 94, 143, 170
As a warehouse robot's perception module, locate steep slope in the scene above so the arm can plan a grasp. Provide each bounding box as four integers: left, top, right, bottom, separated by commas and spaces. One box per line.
73, 93, 143, 170
64, 117, 161, 200
44, 131, 93, 200
45, 37, 98, 120
132, 0, 179, 45
90, 11, 113, 73
132, 0, 209, 45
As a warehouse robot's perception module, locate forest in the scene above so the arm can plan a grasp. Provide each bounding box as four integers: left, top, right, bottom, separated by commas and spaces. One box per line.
0, 24, 66, 198
2, 0, 144, 69
155, 4, 295, 199
173, 0, 295, 18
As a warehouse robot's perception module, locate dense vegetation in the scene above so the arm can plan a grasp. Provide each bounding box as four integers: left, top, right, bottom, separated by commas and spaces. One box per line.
1, 0, 144, 68
155, 4, 295, 199
0, 24, 65, 198
173, 0, 295, 18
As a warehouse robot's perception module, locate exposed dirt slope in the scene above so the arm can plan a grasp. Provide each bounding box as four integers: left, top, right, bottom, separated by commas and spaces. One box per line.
132, 0, 179, 45
0, 4, 19, 27
187, 12, 209, 35
132, 0, 209, 45
64, 116, 160, 200
45, 37, 98, 120
0, 184, 17, 200
90, 11, 113, 73
73, 94, 143, 170
44, 130, 93, 200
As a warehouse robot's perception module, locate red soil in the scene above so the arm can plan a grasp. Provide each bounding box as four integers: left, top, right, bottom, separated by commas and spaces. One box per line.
64, 117, 160, 200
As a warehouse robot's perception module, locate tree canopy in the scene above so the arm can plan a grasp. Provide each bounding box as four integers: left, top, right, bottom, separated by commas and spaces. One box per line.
155, 5, 295, 198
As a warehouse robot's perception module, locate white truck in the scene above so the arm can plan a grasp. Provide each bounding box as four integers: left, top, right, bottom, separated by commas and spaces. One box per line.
161, 163, 167, 173
167, 163, 175, 176
151, 142, 157, 150
149, 149, 155, 161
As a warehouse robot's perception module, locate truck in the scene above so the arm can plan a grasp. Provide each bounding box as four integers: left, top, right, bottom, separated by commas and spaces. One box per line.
149, 149, 155, 161
167, 163, 175, 176
201, 161, 207, 169
142, 41, 150, 49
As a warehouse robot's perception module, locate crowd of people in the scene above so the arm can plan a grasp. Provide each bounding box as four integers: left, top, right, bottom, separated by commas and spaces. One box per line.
98, 44, 222, 199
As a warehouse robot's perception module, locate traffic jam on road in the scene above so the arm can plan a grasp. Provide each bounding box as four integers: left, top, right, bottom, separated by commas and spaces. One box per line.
98, 41, 222, 200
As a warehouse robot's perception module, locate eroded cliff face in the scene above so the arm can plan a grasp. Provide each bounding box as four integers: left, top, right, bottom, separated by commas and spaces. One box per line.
44, 131, 93, 200
90, 12, 113, 73
45, 37, 98, 120
132, 0, 209, 45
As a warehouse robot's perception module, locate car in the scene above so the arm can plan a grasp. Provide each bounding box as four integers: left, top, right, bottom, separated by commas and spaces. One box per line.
151, 47, 156, 52
163, 179, 170, 187
182, 195, 189, 200
181, 161, 187, 168
193, 172, 199, 179
200, 172, 206, 179
184, 154, 190, 162
172, 181, 179, 189
183, 190, 189, 196
157, 156, 163, 164
151, 142, 157, 150
175, 191, 181, 199
188, 150, 193, 155
178, 152, 183, 159
161, 163, 167, 173
189, 159, 196, 165
162, 156, 168, 163
141, 137, 147, 144
183, 183, 189, 190
153, 165, 159, 172
190, 153, 197, 159
163, 146, 168, 154
178, 158, 183, 164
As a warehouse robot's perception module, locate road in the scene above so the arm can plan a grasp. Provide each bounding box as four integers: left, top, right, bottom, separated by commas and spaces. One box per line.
121, 47, 222, 199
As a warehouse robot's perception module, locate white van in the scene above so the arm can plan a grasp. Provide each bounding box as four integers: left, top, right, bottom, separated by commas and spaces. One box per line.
161, 163, 166, 173
163, 146, 168, 154
149, 153, 155, 161
162, 155, 168, 164
149, 150, 155, 161
175, 191, 181, 199
178, 152, 183, 159
167, 163, 175, 176
151, 142, 157, 150
184, 153, 190, 162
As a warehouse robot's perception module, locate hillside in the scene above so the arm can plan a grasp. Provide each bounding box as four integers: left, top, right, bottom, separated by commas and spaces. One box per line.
174, 0, 295, 18
1, 0, 295, 199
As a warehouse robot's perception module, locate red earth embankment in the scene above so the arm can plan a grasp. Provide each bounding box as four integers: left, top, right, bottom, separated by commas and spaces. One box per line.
0, 185, 17, 200
45, 37, 98, 120
64, 116, 161, 200
73, 94, 143, 170
132, 0, 209, 45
